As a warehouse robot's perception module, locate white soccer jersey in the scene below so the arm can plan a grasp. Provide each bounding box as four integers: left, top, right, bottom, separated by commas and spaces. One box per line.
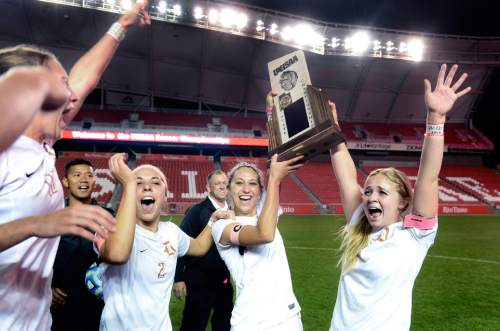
0, 136, 64, 331
99, 221, 190, 331
212, 215, 301, 331
330, 205, 438, 331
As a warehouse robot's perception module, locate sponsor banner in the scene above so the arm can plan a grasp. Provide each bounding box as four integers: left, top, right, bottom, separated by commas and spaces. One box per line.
281, 204, 319, 214
347, 141, 448, 152
439, 204, 493, 215
61, 130, 268, 147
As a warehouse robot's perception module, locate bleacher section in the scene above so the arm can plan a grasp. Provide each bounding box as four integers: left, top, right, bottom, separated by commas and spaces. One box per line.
361, 165, 493, 214
341, 122, 493, 150
72, 109, 267, 136
54, 152, 497, 215
441, 166, 500, 206
71, 110, 493, 151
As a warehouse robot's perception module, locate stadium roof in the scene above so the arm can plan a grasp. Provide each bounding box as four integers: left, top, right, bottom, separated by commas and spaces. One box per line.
0, 0, 498, 125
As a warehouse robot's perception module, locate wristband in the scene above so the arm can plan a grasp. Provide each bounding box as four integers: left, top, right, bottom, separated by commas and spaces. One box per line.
107, 22, 126, 42
403, 214, 437, 230
425, 123, 444, 137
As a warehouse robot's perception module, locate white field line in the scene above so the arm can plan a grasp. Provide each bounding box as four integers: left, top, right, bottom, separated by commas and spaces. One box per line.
286, 246, 500, 265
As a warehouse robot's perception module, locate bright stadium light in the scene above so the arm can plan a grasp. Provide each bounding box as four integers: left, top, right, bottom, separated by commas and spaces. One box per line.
281, 26, 293, 41
256, 20, 265, 32
408, 39, 424, 61
331, 37, 340, 48
386, 41, 396, 52
208, 9, 218, 24
172, 4, 181, 17
158, 1, 167, 14
219, 8, 235, 28
235, 13, 248, 30
294, 24, 314, 45
121, 0, 132, 11
399, 42, 408, 53
36, 0, 434, 61
269, 23, 279, 35
193, 6, 203, 20
350, 31, 370, 54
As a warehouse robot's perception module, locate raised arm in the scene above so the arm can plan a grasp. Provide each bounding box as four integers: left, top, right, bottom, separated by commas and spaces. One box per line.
0, 205, 115, 253
413, 64, 471, 217
99, 153, 137, 264
0, 66, 70, 152
328, 101, 362, 222
65, 1, 151, 123
219, 154, 303, 246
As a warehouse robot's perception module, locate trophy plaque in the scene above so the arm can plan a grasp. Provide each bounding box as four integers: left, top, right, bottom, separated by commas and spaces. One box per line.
267, 50, 345, 162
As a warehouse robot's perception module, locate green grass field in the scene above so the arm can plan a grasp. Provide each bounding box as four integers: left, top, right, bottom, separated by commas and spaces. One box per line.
163, 215, 500, 330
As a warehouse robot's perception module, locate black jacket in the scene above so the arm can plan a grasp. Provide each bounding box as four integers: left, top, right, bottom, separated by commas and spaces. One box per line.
51, 199, 113, 331
174, 197, 230, 286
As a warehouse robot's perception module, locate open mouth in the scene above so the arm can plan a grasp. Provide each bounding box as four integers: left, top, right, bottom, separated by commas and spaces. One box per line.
368, 207, 382, 218
239, 195, 252, 202
141, 196, 156, 213
78, 184, 90, 191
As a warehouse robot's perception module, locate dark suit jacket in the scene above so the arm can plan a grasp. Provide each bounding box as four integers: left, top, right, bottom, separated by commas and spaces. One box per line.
174, 197, 230, 286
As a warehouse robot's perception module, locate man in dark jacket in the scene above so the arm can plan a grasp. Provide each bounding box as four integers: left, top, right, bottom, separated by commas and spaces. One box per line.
51, 158, 114, 331
174, 169, 233, 331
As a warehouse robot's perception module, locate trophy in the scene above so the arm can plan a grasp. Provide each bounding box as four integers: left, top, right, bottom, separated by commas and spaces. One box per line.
267, 50, 345, 162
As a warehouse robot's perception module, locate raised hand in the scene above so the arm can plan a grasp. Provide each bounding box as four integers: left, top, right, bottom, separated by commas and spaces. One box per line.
118, 0, 151, 28
268, 154, 304, 184
34, 205, 116, 243
265, 90, 278, 110
109, 153, 136, 186
424, 64, 471, 124
211, 209, 235, 222
327, 100, 339, 127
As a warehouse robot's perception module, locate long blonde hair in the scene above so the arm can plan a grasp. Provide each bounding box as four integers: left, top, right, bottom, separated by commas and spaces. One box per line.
338, 167, 413, 272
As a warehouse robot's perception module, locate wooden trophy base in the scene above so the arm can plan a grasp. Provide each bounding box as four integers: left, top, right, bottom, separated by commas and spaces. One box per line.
267, 86, 345, 164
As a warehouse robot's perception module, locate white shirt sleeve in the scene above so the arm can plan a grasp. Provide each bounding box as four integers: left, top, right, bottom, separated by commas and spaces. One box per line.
211, 218, 236, 249
175, 224, 191, 257
408, 222, 438, 247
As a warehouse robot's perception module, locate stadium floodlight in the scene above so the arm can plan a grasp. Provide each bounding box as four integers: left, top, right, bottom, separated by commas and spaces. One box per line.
281, 26, 293, 41
219, 8, 234, 28
349, 31, 370, 55
269, 23, 279, 35
172, 4, 181, 17
399, 42, 408, 54
208, 8, 219, 24
36, 0, 435, 62
120, 0, 132, 11
386, 41, 396, 52
408, 39, 424, 61
294, 24, 314, 45
158, 0, 167, 14
235, 13, 248, 30
193, 6, 203, 20
331, 37, 340, 48
256, 20, 265, 32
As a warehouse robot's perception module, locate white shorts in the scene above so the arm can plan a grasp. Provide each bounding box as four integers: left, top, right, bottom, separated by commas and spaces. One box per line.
263, 313, 303, 331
